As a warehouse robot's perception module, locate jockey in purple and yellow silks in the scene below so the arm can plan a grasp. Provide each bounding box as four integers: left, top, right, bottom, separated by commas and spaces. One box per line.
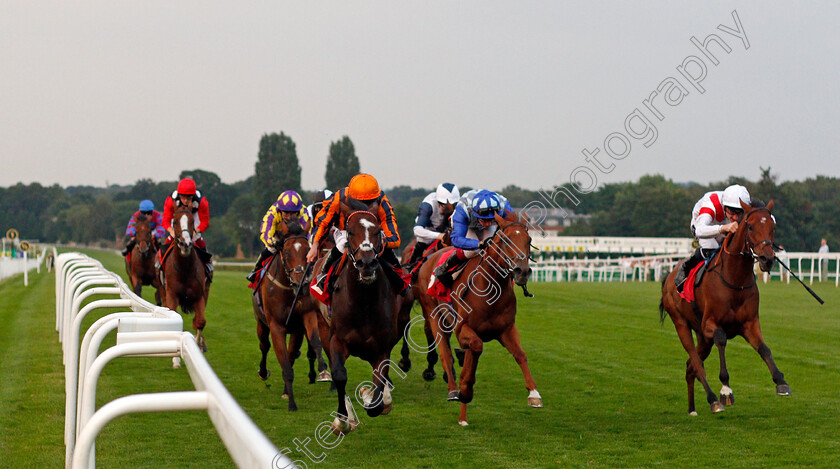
247, 190, 310, 282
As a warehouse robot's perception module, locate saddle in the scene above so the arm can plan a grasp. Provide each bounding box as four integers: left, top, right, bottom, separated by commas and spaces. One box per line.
677, 253, 715, 303
427, 250, 468, 303
309, 253, 348, 307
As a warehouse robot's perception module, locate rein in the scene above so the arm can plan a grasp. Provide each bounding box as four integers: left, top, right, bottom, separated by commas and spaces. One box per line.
715, 206, 773, 290
268, 234, 310, 290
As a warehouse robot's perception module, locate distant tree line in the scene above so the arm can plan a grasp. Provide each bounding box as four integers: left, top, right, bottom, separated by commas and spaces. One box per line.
2, 143, 836, 256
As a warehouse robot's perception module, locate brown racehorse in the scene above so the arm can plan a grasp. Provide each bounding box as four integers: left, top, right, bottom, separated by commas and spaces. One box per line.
161, 205, 210, 352
125, 213, 162, 305
253, 222, 329, 411
322, 207, 401, 435
660, 199, 790, 415
415, 213, 542, 425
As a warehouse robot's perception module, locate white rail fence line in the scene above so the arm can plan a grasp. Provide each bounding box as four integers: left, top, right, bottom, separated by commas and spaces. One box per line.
0, 245, 48, 284
530, 252, 840, 286
55, 253, 288, 469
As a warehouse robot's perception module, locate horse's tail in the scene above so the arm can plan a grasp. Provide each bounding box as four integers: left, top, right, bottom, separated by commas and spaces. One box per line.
658, 275, 667, 325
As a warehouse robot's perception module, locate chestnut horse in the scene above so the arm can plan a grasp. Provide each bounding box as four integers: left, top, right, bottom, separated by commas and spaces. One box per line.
660, 199, 790, 415
414, 214, 542, 425
161, 205, 210, 352
323, 208, 401, 435
253, 222, 329, 411
124, 213, 162, 305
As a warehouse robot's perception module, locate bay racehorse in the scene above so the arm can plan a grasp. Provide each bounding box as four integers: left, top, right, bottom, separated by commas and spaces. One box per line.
415, 213, 542, 425
161, 205, 210, 353
253, 222, 329, 411
660, 199, 790, 415
320, 207, 401, 435
125, 213, 162, 305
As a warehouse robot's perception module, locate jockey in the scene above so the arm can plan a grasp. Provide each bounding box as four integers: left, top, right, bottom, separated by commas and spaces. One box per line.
432, 189, 514, 289
161, 178, 213, 278
121, 199, 166, 256
306, 173, 408, 295
408, 183, 460, 265
675, 184, 750, 287
247, 190, 310, 282
306, 189, 333, 224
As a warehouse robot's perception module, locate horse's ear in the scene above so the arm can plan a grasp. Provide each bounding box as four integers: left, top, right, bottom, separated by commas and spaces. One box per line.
494, 212, 508, 227
339, 202, 353, 219
514, 209, 528, 224
766, 200, 775, 212
739, 200, 751, 212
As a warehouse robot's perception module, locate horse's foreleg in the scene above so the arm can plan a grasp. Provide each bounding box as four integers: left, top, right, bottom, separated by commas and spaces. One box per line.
421, 314, 439, 382
269, 324, 297, 411
330, 338, 356, 435
303, 311, 330, 382
455, 324, 483, 414
674, 320, 720, 414
711, 328, 734, 405
256, 319, 271, 381
499, 324, 542, 408
742, 319, 791, 395
194, 298, 207, 352
364, 356, 389, 418
397, 304, 412, 373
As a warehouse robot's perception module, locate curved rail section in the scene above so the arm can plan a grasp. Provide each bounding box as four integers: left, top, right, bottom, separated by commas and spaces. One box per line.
55, 253, 287, 469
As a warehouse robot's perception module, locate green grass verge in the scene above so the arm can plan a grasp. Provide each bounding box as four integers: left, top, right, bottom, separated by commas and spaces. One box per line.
1, 248, 839, 468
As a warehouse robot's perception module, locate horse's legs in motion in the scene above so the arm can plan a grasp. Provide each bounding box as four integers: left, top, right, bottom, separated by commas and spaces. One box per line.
306, 339, 317, 384
742, 319, 791, 395
269, 323, 297, 411
194, 298, 208, 353
499, 324, 542, 408
712, 328, 734, 405
428, 305, 459, 400
674, 320, 720, 414
456, 324, 483, 426
363, 356, 390, 418
257, 319, 272, 381
303, 311, 330, 382
421, 315, 439, 381
330, 338, 356, 435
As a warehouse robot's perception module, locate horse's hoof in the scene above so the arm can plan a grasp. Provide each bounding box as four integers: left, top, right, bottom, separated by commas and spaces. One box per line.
447, 391, 459, 401
365, 403, 385, 418
422, 369, 436, 382
331, 417, 358, 436
398, 358, 411, 373
308, 376, 316, 385
288, 404, 297, 412
457, 391, 473, 404
688, 411, 698, 417
281, 393, 289, 400
200, 343, 207, 353
381, 401, 393, 415
710, 402, 725, 413
776, 384, 792, 396
172, 357, 181, 369
258, 369, 271, 381
528, 398, 544, 408
458, 420, 469, 427
720, 392, 734, 406
317, 370, 332, 382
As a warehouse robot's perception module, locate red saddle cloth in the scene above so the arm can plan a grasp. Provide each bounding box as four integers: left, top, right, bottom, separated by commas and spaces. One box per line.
247, 257, 274, 290
309, 255, 347, 307
678, 262, 705, 303
426, 250, 457, 303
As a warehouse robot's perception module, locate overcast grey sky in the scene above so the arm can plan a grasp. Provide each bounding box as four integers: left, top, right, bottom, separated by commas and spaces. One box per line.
1, 1, 838, 191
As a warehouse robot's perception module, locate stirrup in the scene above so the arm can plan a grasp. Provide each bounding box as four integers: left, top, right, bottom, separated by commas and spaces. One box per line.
246, 270, 258, 282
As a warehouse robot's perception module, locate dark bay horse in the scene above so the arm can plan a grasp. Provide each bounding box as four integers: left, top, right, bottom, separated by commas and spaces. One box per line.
322, 208, 401, 435
253, 223, 329, 411
125, 213, 162, 305
415, 214, 541, 425
660, 199, 790, 415
161, 205, 210, 353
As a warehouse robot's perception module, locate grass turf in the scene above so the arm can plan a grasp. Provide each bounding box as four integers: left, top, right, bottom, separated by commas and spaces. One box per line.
1, 248, 838, 468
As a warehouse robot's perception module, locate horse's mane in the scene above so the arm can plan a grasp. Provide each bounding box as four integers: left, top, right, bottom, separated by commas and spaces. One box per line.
347, 197, 374, 212
136, 213, 148, 223
750, 199, 766, 209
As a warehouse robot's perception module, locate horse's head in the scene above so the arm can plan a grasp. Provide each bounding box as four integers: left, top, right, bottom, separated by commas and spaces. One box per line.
343, 204, 383, 283
492, 213, 533, 286
173, 206, 195, 256
739, 199, 776, 272
277, 224, 310, 288
134, 213, 153, 255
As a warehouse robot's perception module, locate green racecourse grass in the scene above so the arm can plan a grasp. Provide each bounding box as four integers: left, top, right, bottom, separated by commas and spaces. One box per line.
1, 248, 839, 468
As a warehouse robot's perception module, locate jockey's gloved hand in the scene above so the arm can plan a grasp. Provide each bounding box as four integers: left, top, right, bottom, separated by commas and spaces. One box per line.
478, 238, 491, 250
268, 245, 278, 254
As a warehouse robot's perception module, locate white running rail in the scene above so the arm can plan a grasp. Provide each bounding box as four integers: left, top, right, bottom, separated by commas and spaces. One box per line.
55, 253, 288, 469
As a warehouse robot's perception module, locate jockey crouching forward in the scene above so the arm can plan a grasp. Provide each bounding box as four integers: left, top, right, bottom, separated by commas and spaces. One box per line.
160, 178, 214, 281
122, 199, 166, 256
675, 184, 750, 288
247, 190, 310, 282
306, 173, 409, 296
431, 189, 514, 289
407, 183, 460, 266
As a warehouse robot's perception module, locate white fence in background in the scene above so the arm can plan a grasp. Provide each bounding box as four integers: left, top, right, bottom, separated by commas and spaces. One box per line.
531, 236, 694, 255
55, 253, 287, 469
530, 251, 840, 286
0, 246, 48, 284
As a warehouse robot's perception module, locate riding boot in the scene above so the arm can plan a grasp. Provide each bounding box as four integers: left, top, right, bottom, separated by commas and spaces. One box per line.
122, 238, 136, 257
247, 248, 274, 282
407, 241, 430, 266
433, 250, 468, 289
675, 248, 704, 289
313, 247, 342, 294
380, 248, 410, 296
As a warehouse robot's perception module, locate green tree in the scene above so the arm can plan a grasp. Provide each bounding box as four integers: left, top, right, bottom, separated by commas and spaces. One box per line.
254, 132, 301, 209
179, 169, 222, 192
325, 136, 360, 190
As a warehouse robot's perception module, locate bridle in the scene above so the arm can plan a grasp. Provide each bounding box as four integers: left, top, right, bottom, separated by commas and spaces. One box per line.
345, 211, 384, 269
478, 221, 531, 274
722, 207, 775, 260
270, 234, 310, 289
